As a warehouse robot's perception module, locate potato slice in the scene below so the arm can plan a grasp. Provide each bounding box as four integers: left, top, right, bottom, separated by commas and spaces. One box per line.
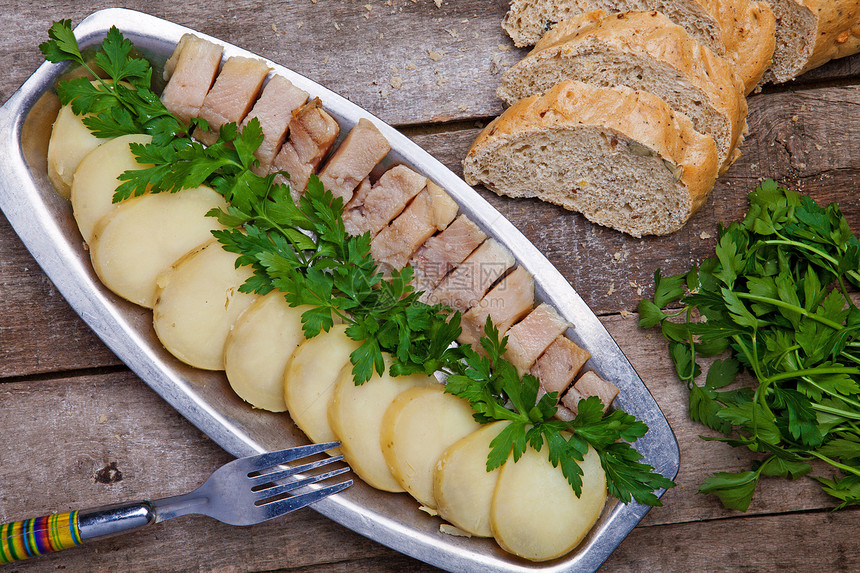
491, 442, 606, 561
283, 324, 359, 443
89, 185, 227, 308
433, 420, 510, 537
152, 240, 257, 370
380, 385, 481, 508
329, 355, 437, 492
71, 133, 153, 243
47, 103, 111, 199
224, 292, 311, 412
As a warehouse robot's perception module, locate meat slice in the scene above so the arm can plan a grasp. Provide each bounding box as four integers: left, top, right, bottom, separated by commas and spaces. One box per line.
561, 371, 620, 414
318, 118, 390, 202
412, 215, 487, 296
193, 56, 270, 145
370, 182, 458, 273
161, 34, 223, 126
531, 335, 591, 397
457, 266, 534, 346
427, 239, 515, 314
343, 165, 428, 237
270, 98, 339, 195
241, 75, 309, 175
503, 303, 570, 375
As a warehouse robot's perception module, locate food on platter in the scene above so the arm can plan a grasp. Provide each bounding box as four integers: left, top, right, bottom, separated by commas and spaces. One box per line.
329, 355, 437, 492
223, 292, 310, 412
491, 442, 607, 561
71, 133, 152, 242
90, 184, 227, 308
433, 421, 510, 537
152, 240, 257, 370
380, 385, 482, 508
47, 101, 110, 199
34, 19, 675, 565
283, 324, 359, 445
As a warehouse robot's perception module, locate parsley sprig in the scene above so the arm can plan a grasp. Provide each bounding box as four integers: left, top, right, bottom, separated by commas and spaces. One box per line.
42, 21, 674, 505
640, 179, 860, 510
40, 20, 184, 146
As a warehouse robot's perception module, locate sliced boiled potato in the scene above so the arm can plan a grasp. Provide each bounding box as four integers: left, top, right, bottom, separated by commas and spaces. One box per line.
89, 185, 227, 308
223, 292, 310, 412
491, 442, 607, 561
152, 239, 257, 370
47, 103, 111, 199
283, 324, 359, 443
380, 385, 481, 508
433, 420, 510, 537
71, 133, 153, 243
328, 355, 438, 492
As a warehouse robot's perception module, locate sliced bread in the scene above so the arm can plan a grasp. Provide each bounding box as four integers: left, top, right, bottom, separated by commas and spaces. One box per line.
498, 10, 748, 174
463, 81, 719, 237
502, 0, 775, 93
761, 0, 860, 83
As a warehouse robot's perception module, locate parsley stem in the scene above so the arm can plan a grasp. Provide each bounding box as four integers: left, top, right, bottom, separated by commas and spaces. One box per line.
733, 292, 844, 330
801, 378, 860, 411
808, 451, 860, 478
767, 366, 860, 384
763, 238, 860, 285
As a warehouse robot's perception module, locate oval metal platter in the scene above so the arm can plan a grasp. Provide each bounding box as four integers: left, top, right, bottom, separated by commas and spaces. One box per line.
0, 8, 679, 572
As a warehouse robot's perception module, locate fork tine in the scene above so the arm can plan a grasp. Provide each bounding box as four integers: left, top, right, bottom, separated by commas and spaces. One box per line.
239, 441, 341, 473
253, 466, 352, 503
249, 454, 346, 487
256, 480, 353, 519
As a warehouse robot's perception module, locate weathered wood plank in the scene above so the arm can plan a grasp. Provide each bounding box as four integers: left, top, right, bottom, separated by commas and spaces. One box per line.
2, 85, 858, 378
1, 1, 857, 130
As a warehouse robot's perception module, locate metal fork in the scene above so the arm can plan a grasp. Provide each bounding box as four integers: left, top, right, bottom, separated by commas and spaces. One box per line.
0, 441, 351, 564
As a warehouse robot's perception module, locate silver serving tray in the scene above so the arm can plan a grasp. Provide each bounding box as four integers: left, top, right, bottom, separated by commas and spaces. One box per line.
0, 9, 679, 572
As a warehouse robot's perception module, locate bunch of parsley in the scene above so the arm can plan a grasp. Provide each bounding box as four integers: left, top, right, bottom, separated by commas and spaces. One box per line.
639, 179, 860, 510
41, 20, 674, 506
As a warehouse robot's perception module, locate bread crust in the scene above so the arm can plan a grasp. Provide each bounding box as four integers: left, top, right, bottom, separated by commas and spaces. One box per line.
501, 10, 747, 174
464, 81, 719, 236
502, 0, 775, 93
801, 0, 860, 74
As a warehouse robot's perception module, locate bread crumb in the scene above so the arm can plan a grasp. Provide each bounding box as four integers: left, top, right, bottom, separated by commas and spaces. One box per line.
390, 76, 403, 89
296, 22, 304, 28
436, 76, 448, 87
364, 3, 372, 10
440, 523, 471, 537
791, 115, 798, 122
323, 56, 329, 65
390, 65, 399, 74
98, 414, 107, 424
428, 49, 444, 61
271, 24, 278, 32
699, 231, 712, 239
364, 12, 370, 19
498, 44, 510, 51
619, 310, 633, 319
334, 22, 341, 31
458, 103, 469, 112
434, 0, 443, 6
445, 28, 459, 38
607, 282, 615, 296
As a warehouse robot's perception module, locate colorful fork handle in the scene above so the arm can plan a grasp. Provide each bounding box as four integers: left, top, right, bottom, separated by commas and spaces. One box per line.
0, 511, 81, 564
0, 503, 156, 564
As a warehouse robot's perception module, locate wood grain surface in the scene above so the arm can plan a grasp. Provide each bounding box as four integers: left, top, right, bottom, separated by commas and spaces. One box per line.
1, 1, 859, 571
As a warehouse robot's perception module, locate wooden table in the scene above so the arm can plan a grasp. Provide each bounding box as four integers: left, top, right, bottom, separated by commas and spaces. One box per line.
1, 1, 858, 571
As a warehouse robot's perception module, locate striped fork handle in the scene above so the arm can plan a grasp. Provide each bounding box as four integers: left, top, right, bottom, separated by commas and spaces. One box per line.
0, 511, 82, 563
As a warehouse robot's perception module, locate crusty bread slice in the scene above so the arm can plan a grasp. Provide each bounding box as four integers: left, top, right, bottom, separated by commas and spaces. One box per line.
498, 10, 748, 175
463, 81, 719, 237
761, 0, 860, 83
502, 0, 775, 93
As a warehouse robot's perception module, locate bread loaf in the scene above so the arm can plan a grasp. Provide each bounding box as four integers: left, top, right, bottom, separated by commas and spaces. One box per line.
761, 0, 860, 83
498, 10, 748, 174
502, 0, 775, 93
463, 81, 719, 237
